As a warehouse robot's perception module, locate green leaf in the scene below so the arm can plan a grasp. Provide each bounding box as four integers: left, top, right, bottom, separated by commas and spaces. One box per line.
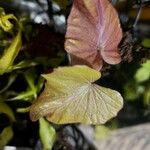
24, 70, 37, 99
52, 0, 68, 9
142, 38, 150, 48
135, 60, 150, 83
135, 68, 150, 82
142, 60, 150, 70
0, 7, 5, 15
0, 30, 22, 75
17, 107, 30, 113
95, 125, 110, 140
30, 65, 123, 125
39, 118, 56, 150
0, 126, 13, 148
0, 8, 17, 32
143, 87, 150, 106
0, 73, 17, 94
0, 101, 15, 122
10, 60, 37, 71
0, 28, 5, 39
9, 70, 44, 101
124, 81, 145, 100
9, 90, 35, 101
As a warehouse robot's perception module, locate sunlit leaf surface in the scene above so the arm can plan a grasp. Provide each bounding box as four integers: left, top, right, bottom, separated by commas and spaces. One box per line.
65, 0, 122, 70
0, 30, 22, 75
39, 118, 56, 150
30, 66, 123, 124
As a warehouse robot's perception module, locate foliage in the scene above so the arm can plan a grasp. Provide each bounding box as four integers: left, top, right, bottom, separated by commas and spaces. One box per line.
0, 0, 150, 149
135, 60, 150, 83
65, 0, 122, 70
123, 59, 150, 106
39, 118, 56, 150
142, 38, 150, 48
0, 101, 15, 122
30, 66, 123, 124
0, 102, 15, 147
0, 126, 13, 148
0, 7, 17, 32
0, 8, 22, 75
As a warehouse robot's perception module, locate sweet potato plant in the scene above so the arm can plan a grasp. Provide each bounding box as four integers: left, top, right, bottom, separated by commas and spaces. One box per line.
0, 0, 150, 149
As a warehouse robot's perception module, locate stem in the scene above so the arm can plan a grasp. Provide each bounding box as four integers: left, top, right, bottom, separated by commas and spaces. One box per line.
133, 4, 143, 28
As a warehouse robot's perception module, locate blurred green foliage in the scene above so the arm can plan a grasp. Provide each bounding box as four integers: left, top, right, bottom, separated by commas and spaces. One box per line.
142, 38, 150, 48
0, 5, 64, 149
135, 60, 150, 83
0, 102, 15, 147
39, 118, 56, 150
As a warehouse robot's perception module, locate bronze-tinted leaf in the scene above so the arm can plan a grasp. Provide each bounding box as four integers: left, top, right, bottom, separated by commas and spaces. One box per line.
30, 65, 123, 124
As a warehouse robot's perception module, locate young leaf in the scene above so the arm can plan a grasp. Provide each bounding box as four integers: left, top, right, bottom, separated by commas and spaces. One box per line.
39, 118, 56, 150
65, 0, 122, 70
0, 101, 15, 122
9, 69, 44, 101
0, 7, 17, 32
30, 66, 123, 124
0, 126, 13, 148
0, 30, 22, 75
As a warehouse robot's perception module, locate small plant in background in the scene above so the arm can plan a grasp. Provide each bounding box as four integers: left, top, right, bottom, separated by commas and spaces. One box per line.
0, 0, 150, 149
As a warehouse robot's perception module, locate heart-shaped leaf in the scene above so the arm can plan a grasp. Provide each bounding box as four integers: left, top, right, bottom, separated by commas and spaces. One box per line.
65, 0, 122, 70
30, 66, 123, 124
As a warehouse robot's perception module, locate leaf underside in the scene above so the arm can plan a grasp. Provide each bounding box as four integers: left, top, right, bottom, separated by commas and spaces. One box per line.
30, 65, 123, 124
